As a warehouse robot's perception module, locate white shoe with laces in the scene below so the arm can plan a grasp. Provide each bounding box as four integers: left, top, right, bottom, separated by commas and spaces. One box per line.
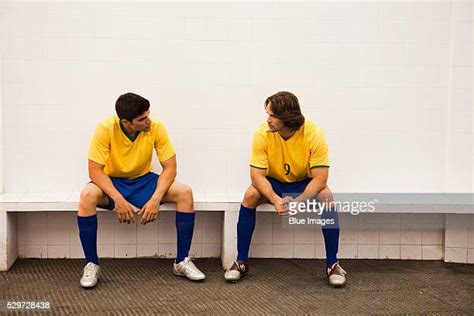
327, 262, 347, 287
224, 260, 249, 282
80, 262, 100, 288
173, 257, 206, 281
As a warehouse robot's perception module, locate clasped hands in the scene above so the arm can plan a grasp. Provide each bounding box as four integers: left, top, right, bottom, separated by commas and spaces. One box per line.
114, 196, 160, 225
273, 196, 297, 217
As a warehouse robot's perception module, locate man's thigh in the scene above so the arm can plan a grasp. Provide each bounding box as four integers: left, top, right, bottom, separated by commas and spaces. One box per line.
161, 180, 191, 203
84, 182, 110, 209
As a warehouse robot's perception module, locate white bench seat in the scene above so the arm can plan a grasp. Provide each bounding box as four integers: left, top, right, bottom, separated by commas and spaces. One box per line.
1, 192, 473, 271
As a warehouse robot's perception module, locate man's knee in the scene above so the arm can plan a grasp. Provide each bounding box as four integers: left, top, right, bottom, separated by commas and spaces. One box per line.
242, 186, 262, 208
162, 181, 194, 212
176, 184, 193, 203
79, 184, 103, 208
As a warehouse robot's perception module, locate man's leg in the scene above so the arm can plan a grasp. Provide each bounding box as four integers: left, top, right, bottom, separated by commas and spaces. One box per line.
162, 181, 205, 281
316, 186, 339, 266
224, 185, 267, 282
78, 183, 109, 265
316, 185, 346, 286
158, 181, 203, 280
236, 185, 265, 263
162, 181, 195, 263
77, 183, 109, 288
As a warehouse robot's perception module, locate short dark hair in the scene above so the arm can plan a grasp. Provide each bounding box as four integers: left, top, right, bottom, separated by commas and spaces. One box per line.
115, 92, 150, 122
265, 91, 305, 130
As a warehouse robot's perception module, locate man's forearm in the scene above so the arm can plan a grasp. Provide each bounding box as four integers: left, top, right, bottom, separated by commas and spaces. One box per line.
251, 174, 279, 204
296, 177, 327, 203
151, 167, 176, 202
89, 169, 122, 201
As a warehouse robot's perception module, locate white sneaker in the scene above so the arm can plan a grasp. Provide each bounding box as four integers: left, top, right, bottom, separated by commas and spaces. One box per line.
224, 260, 249, 282
80, 262, 100, 288
173, 257, 206, 281
327, 262, 347, 287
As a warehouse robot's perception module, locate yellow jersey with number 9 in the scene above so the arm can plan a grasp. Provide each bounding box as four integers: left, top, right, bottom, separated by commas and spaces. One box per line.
249, 120, 329, 183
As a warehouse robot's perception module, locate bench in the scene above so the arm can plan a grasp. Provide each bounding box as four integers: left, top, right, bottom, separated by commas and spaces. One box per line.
1, 192, 473, 270
0, 192, 234, 271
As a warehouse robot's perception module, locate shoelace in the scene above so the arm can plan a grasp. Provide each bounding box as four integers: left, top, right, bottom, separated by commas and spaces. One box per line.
83, 263, 97, 278
227, 260, 242, 271
328, 263, 346, 276
181, 258, 198, 272
227, 261, 245, 272
227, 260, 238, 270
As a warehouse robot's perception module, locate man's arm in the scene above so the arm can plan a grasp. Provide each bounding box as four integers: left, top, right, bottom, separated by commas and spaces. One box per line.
88, 160, 121, 200
294, 167, 329, 203
139, 155, 177, 224
88, 160, 135, 223
151, 155, 177, 204
250, 167, 287, 215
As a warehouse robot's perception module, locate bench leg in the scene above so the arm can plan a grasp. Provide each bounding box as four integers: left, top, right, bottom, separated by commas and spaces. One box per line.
0, 211, 18, 271
444, 214, 471, 264
221, 206, 239, 269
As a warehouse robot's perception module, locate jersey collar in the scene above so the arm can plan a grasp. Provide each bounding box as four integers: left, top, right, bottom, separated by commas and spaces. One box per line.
119, 120, 140, 142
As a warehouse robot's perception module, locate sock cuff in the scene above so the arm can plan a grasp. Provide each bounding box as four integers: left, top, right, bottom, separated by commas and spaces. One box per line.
176, 211, 195, 222
77, 214, 97, 223
240, 204, 256, 213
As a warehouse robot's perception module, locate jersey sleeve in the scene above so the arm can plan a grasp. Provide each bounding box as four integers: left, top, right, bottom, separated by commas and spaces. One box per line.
309, 129, 330, 169
88, 123, 111, 165
249, 131, 268, 169
154, 122, 176, 162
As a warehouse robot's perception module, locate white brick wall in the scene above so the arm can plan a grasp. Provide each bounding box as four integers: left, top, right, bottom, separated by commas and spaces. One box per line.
0, 52, 3, 193
0, 1, 471, 194
18, 211, 222, 259
247, 213, 453, 261
12, 211, 474, 263
444, 0, 473, 193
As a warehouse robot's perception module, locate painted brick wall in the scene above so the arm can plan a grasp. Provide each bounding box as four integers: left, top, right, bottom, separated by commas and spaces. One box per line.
1, 1, 471, 194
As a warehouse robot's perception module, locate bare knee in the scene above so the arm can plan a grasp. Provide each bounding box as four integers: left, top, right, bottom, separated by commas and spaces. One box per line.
242, 185, 263, 208
177, 185, 193, 203
78, 185, 103, 216
80, 185, 102, 205
175, 184, 194, 212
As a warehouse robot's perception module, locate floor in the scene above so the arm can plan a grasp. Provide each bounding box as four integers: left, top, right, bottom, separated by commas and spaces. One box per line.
1, 258, 473, 315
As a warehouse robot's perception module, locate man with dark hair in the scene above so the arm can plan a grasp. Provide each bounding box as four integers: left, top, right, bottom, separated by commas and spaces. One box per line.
224, 91, 347, 287
78, 92, 205, 288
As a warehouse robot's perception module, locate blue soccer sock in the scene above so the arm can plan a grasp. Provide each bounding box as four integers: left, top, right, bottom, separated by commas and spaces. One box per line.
237, 205, 257, 262
321, 206, 340, 266
77, 214, 99, 265
176, 211, 195, 263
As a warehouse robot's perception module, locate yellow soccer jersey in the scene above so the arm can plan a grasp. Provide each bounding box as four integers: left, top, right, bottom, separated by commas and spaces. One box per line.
88, 115, 175, 178
250, 120, 329, 183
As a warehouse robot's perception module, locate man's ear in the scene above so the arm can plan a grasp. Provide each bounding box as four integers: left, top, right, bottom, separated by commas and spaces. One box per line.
121, 119, 132, 126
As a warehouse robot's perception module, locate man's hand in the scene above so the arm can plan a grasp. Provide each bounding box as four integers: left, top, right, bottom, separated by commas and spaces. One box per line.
273, 196, 291, 216
114, 196, 135, 224
140, 197, 160, 225
282, 196, 295, 213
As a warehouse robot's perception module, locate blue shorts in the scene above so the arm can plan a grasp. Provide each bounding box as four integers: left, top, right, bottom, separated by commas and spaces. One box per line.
266, 176, 312, 197
97, 172, 159, 210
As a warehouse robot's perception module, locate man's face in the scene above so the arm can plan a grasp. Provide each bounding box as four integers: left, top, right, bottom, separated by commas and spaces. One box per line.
266, 103, 285, 132
130, 110, 152, 132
